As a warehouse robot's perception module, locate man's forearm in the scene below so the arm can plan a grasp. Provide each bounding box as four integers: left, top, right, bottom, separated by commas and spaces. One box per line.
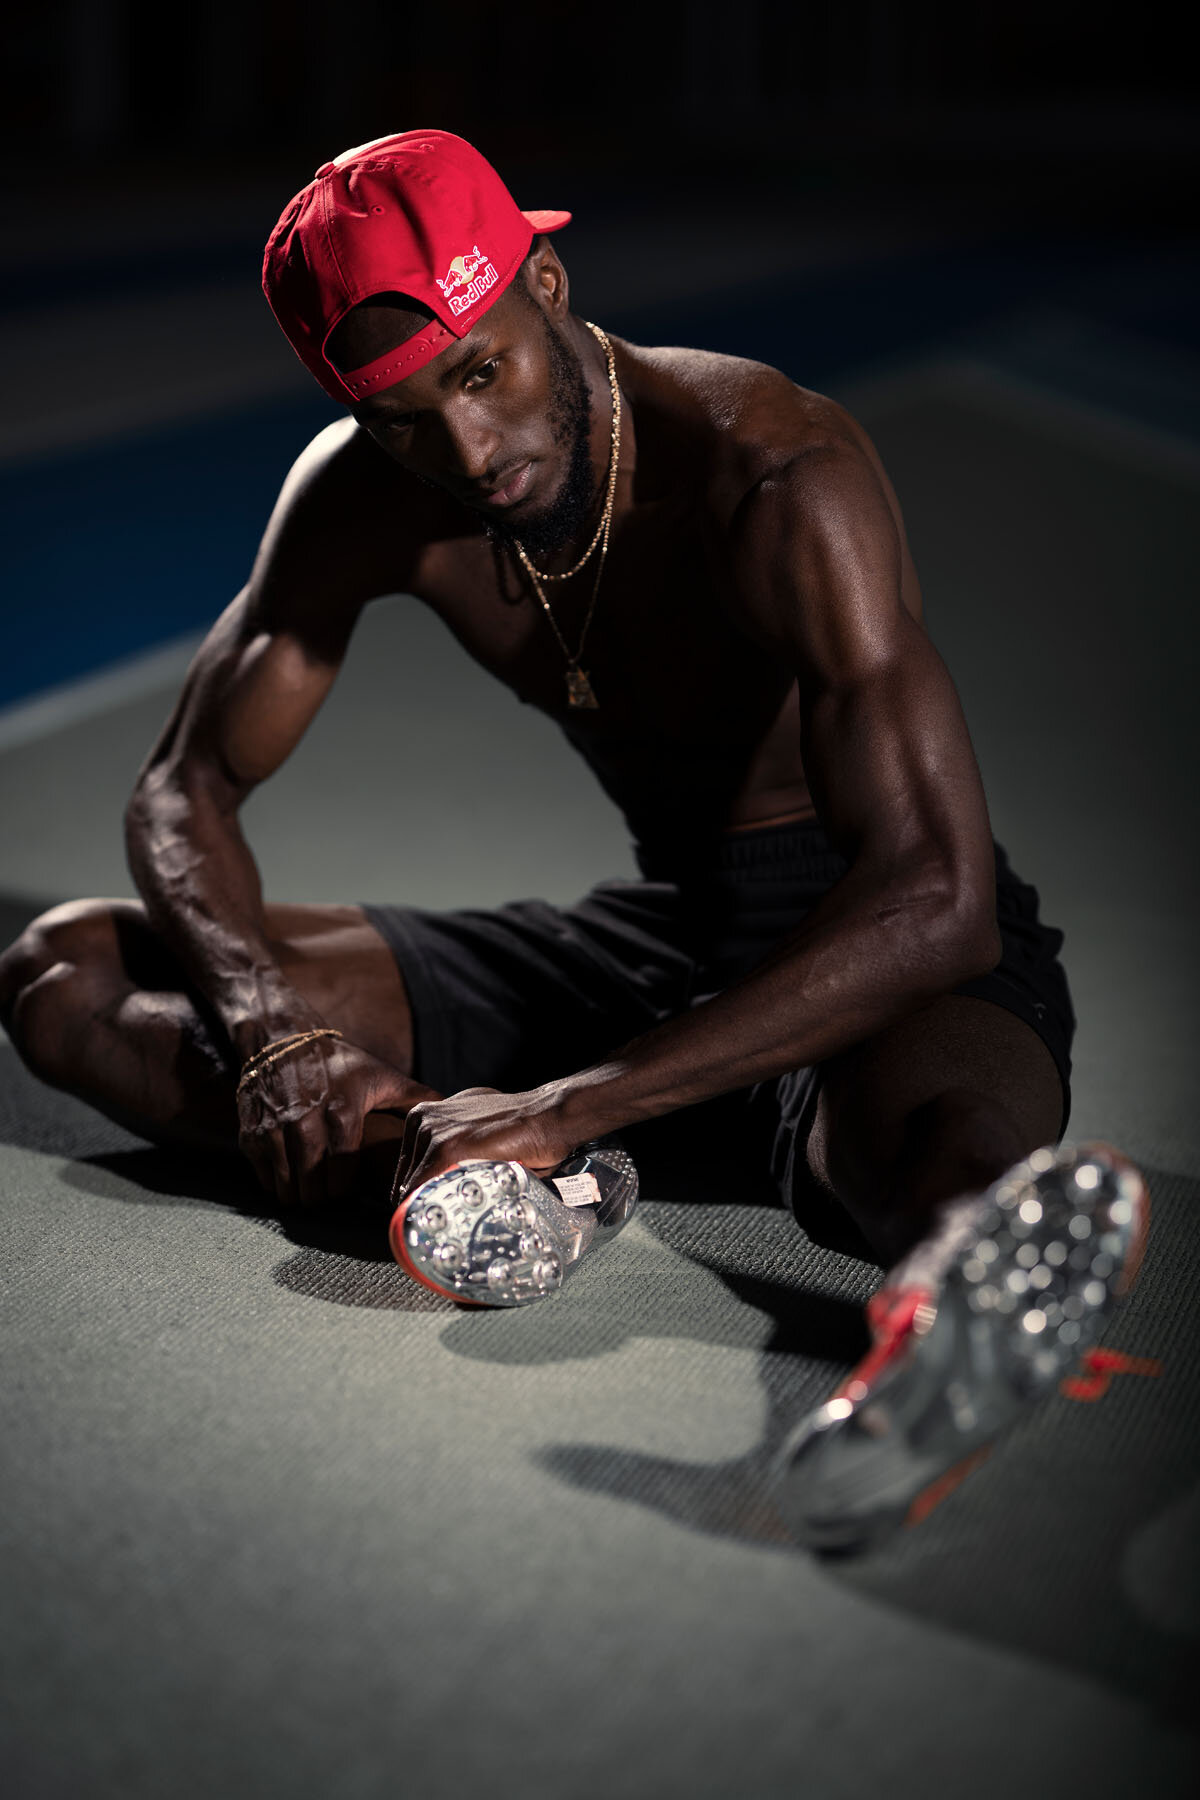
125, 772, 322, 1062
552, 862, 1000, 1142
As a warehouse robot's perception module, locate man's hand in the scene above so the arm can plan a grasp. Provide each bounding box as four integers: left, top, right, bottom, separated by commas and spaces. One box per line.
237, 1035, 442, 1208
392, 1085, 578, 1206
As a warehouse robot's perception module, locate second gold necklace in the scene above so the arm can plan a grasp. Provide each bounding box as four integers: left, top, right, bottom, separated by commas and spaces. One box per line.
509, 320, 620, 711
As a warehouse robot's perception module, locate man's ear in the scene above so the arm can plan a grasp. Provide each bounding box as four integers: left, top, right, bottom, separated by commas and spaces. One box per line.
526, 238, 570, 321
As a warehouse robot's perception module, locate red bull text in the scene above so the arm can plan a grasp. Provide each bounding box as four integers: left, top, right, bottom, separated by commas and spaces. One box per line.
436, 246, 499, 316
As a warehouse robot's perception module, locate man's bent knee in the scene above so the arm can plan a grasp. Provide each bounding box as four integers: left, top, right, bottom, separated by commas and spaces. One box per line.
807, 1081, 1034, 1249
887, 1087, 1030, 1196
0, 899, 143, 1080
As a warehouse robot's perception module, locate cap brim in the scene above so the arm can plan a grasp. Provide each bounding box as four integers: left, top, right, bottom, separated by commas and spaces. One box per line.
522, 209, 572, 233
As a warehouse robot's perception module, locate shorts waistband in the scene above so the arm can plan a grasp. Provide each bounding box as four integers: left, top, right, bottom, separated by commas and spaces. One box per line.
634, 815, 852, 884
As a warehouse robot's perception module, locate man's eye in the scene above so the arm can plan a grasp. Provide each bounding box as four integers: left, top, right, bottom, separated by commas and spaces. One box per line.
466, 359, 498, 389
384, 416, 415, 434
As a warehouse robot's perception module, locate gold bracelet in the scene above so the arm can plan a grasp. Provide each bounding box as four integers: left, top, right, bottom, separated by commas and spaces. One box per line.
237, 1032, 312, 1084
236, 1028, 343, 1097
237, 1028, 343, 1094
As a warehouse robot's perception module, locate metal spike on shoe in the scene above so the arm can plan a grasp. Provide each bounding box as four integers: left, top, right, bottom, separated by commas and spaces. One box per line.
389, 1143, 639, 1308
772, 1141, 1150, 1554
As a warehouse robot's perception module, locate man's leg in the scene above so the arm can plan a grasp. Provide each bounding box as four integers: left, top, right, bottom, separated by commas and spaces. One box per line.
802, 992, 1065, 1268
0, 898, 416, 1185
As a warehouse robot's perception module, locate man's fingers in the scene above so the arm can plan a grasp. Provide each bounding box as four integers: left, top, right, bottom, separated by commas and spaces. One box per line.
395, 1151, 438, 1206
237, 1077, 302, 1207
396, 1102, 429, 1192
265, 1128, 294, 1208
371, 1066, 443, 1112
324, 1099, 363, 1203
239, 1055, 445, 1211
325, 1093, 361, 1156
288, 1116, 332, 1210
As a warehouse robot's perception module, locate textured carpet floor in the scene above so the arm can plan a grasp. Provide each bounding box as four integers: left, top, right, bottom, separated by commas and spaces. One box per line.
2, 1042, 1196, 1799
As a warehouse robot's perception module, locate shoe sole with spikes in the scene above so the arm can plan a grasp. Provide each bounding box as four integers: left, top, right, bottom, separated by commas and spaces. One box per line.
772, 1141, 1149, 1553
389, 1143, 639, 1307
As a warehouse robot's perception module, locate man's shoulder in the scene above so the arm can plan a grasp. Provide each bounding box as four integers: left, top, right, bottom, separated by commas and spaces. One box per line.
622, 340, 862, 504
252, 415, 440, 617
278, 413, 393, 507
265, 414, 457, 573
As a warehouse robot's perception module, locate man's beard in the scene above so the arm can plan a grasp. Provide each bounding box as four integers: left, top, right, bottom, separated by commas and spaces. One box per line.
491, 314, 597, 562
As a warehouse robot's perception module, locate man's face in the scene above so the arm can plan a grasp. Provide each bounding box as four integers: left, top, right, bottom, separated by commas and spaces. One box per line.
345, 270, 597, 559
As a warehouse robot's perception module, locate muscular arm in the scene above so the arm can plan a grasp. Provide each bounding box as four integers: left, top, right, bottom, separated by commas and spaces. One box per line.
124, 423, 435, 1202
552, 430, 1004, 1137
126, 425, 370, 1057
126, 595, 338, 1055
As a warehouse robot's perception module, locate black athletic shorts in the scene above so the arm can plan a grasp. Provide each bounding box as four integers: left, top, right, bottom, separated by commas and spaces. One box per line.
363, 816, 1075, 1235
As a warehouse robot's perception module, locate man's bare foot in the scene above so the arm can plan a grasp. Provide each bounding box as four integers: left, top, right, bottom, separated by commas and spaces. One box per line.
772, 1142, 1150, 1554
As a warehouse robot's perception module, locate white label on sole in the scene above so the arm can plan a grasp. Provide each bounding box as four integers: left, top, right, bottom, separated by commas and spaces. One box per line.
550, 1172, 602, 1209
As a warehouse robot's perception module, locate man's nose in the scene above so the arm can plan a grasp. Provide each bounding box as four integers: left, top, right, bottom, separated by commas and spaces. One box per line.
439, 409, 502, 484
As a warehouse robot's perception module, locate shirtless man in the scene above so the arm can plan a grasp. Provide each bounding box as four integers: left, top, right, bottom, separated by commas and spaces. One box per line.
0, 131, 1147, 1550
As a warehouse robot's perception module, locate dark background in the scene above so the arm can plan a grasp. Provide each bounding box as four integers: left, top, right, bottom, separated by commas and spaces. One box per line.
8, 0, 1198, 234
4, 1, 1197, 710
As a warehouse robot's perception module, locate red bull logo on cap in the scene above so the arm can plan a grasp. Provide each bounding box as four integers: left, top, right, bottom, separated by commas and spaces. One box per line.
436, 245, 500, 316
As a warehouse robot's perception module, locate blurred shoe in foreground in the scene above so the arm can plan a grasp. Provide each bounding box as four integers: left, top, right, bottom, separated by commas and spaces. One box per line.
773, 1141, 1149, 1553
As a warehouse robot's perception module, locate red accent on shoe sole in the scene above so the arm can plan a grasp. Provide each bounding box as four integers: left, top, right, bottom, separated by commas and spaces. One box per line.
904, 1444, 994, 1529
832, 1286, 934, 1404
1056, 1146, 1152, 1401
389, 1199, 486, 1307
1060, 1346, 1163, 1402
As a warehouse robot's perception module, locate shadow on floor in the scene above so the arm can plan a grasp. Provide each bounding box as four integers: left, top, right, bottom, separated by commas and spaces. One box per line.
0, 1036, 443, 1311
58, 1141, 460, 1311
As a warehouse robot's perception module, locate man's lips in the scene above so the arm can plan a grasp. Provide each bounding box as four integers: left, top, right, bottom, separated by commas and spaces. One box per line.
471, 460, 537, 508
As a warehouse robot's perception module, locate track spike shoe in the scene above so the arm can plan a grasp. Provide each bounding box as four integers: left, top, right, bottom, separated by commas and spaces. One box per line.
773, 1140, 1149, 1553
389, 1142, 639, 1307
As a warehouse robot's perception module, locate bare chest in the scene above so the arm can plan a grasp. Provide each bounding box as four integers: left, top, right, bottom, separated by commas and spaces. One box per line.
411, 501, 780, 731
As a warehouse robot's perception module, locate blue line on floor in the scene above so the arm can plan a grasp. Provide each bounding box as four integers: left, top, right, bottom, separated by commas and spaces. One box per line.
2, 233, 1196, 713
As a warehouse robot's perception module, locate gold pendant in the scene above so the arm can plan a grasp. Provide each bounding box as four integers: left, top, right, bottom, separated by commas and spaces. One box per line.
566, 665, 599, 709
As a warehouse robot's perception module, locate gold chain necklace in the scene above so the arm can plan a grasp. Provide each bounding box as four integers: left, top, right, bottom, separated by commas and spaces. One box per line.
509, 321, 620, 710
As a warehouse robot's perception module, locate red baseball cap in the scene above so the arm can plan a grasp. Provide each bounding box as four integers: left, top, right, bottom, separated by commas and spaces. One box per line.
262, 129, 571, 404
